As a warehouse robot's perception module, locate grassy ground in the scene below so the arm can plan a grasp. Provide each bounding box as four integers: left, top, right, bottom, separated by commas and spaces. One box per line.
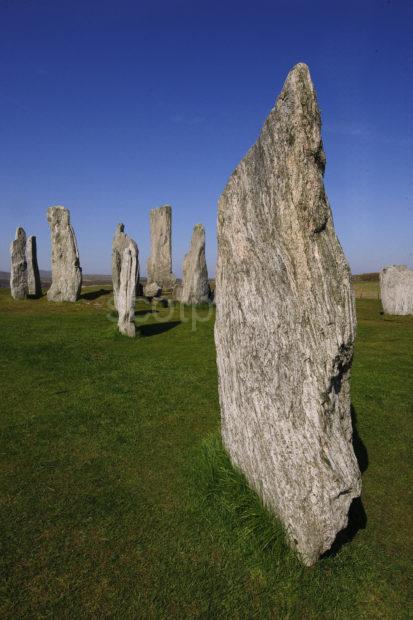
352, 280, 380, 300
0, 287, 411, 618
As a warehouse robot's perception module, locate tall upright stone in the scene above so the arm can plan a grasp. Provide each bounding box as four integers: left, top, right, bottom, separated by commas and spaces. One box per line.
27, 235, 41, 297
380, 265, 413, 315
47, 206, 82, 302
117, 239, 139, 337
179, 224, 210, 304
112, 224, 139, 310
147, 205, 176, 289
10, 227, 28, 299
214, 63, 361, 566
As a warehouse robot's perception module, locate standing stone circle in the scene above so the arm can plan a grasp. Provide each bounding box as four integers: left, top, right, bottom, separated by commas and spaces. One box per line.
117, 239, 139, 337
147, 205, 176, 290
214, 63, 361, 566
27, 235, 42, 297
46, 206, 82, 302
10, 227, 28, 300
179, 224, 210, 304
112, 224, 139, 311
380, 265, 413, 315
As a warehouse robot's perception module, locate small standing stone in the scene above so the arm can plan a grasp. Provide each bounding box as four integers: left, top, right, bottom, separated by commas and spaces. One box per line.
47, 206, 82, 302
10, 227, 28, 299
117, 240, 139, 337
112, 224, 139, 310
27, 235, 42, 297
380, 265, 413, 315
147, 205, 176, 290
180, 224, 210, 304
143, 281, 161, 298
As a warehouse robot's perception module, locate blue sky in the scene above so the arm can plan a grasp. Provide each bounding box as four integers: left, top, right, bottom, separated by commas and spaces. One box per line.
0, 0, 412, 276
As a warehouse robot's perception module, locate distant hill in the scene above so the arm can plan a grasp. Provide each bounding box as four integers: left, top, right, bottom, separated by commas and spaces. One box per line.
351, 272, 379, 282
0, 271, 114, 288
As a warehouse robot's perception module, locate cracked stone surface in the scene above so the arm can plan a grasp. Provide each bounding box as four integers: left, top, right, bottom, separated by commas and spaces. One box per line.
380, 265, 413, 315
179, 224, 211, 304
214, 63, 361, 566
117, 239, 139, 337
47, 206, 82, 302
147, 205, 176, 289
27, 235, 41, 297
112, 224, 140, 311
10, 227, 28, 300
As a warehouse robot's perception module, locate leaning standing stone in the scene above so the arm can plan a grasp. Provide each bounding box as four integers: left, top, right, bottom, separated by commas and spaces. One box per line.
214, 63, 361, 566
112, 224, 139, 310
180, 224, 210, 304
147, 205, 176, 290
46, 206, 82, 302
117, 239, 139, 337
380, 265, 413, 315
27, 235, 42, 297
10, 227, 28, 299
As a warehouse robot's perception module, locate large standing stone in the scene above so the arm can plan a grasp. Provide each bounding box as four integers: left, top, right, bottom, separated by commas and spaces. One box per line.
380, 265, 413, 315
27, 235, 41, 297
117, 239, 139, 337
147, 205, 176, 289
47, 206, 82, 302
179, 224, 210, 304
112, 224, 140, 310
10, 227, 28, 299
214, 63, 361, 566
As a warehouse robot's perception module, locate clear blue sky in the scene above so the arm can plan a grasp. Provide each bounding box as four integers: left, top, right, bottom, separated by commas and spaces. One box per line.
0, 0, 412, 276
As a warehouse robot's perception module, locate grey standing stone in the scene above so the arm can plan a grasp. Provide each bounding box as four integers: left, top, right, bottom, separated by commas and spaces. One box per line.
147, 205, 176, 289
117, 239, 139, 337
380, 265, 413, 315
180, 224, 210, 304
10, 227, 28, 299
27, 235, 41, 297
112, 224, 140, 310
214, 63, 361, 566
47, 206, 82, 302
143, 281, 161, 298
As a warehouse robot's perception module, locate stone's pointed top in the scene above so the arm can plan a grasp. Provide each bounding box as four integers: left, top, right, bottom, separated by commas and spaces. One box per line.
15, 227, 26, 241
115, 223, 125, 234
193, 223, 204, 232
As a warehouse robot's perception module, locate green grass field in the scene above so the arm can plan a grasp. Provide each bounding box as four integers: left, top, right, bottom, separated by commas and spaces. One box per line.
0, 287, 411, 618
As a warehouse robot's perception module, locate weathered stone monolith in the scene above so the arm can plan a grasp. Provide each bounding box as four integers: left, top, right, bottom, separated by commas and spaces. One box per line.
147, 205, 176, 289
380, 265, 413, 315
47, 206, 82, 302
214, 63, 361, 566
112, 224, 140, 310
180, 224, 210, 304
117, 239, 139, 337
10, 227, 28, 299
27, 235, 41, 297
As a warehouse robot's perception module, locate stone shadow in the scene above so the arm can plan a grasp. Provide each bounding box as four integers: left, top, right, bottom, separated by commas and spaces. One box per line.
321, 404, 368, 559
139, 321, 181, 337
81, 288, 112, 301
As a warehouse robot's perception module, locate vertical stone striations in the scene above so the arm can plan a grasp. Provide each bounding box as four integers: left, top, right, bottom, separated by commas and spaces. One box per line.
117, 239, 139, 337
27, 235, 42, 297
47, 206, 82, 302
10, 227, 28, 299
380, 265, 413, 315
147, 205, 176, 289
214, 63, 361, 565
180, 224, 210, 304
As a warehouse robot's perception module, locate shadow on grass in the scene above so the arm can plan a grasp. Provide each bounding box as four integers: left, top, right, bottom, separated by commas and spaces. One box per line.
135, 309, 158, 317
322, 404, 368, 559
81, 288, 112, 301
139, 321, 181, 337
